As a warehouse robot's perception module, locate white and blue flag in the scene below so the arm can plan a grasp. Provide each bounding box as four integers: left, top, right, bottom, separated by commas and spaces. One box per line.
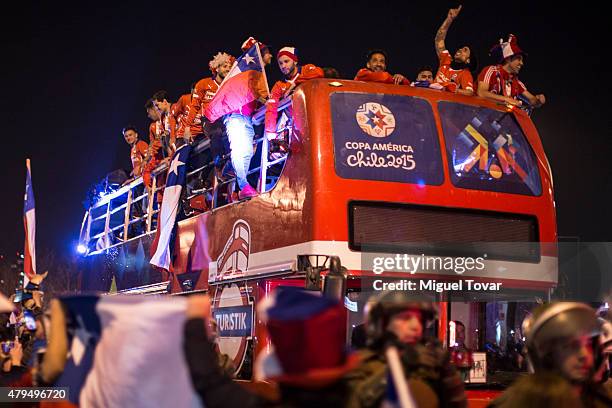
23, 158, 36, 286
53, 295, 201, 407
204, 42, 269, 122
150, 143, 191, 271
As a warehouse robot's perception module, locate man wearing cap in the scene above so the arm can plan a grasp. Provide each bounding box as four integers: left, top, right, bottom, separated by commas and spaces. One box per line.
264, 46, 324, 141
433, 5, 476, 95
354, 50, 409, 85
492, 302, 612, 407
182, 289, 359, 408
477, 35, 546, 108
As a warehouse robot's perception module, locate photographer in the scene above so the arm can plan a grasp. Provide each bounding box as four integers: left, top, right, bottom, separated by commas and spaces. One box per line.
1, 336, 29, 387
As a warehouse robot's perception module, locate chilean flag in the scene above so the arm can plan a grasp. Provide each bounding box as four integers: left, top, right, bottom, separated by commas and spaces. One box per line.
204, 43, 269, 122
150, 143, 191, 271
23, 159, 36, 287
52, 295, 201, 407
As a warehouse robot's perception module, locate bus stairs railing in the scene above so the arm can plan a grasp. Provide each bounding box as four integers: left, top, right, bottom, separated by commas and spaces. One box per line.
79, 98, 293, 255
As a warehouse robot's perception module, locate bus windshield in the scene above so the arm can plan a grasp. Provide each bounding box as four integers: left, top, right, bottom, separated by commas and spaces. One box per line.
438, 101, 542, 196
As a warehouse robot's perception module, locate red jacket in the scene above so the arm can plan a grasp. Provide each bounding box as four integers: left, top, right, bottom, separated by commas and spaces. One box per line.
182, 77, 221, 133
354, 68, 410, 85
265, 64, 324, 133
173, 94, 193, 136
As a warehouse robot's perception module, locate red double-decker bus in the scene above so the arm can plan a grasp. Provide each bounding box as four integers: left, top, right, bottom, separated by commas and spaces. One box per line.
79, 78, 556, 405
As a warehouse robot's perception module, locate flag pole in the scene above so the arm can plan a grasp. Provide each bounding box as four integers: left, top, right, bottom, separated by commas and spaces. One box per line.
255, 43, 270, 97
23, 158, 36, 289
385, 345, 417, 408
23, 158, 28, 293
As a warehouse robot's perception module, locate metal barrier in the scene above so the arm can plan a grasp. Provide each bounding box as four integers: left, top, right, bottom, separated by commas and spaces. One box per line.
79, 99, 292, 255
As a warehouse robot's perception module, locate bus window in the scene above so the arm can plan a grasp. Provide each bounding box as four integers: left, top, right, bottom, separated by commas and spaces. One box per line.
331, 93, 444, 186
448, 296, 544, 386
438, 101, 542, 196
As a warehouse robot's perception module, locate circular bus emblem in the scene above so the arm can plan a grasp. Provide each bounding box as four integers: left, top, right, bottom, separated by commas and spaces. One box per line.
212, 283, 254, 375
355, 102, 396, 137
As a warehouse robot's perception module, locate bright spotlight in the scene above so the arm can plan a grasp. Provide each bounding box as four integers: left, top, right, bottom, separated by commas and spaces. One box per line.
76, 244, 87, 254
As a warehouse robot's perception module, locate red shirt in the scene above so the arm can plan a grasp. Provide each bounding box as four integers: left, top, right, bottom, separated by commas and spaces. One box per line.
148, 121, 162, 144
434, 50, 474, 92
265, 64, 324, 133
130, 140, 148, 176
478, 65, 527, 99
173, 94, 190, 135
163, 105, 178, 148
183, 77, 221, 134
354, 68, 410, 85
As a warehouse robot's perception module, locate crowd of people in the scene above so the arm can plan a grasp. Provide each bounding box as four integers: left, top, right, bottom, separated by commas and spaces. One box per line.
120, 5, 546, 203
2, 284, 612, 407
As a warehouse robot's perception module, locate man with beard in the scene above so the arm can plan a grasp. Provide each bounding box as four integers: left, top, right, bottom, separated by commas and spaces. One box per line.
434, 5, 476, 95
182, 53, 234, 189
264, 46, 324, 144
182, 52, 233, 142
354, 50, 409, 85
478, 35, 546, 108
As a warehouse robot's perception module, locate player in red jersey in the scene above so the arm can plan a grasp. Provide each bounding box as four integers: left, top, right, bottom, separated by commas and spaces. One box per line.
182, 53, 233, 141
122, 126, 148, 178
354, 49, 409, 85
265, 46, 324, 138
477, 35, 546, 109
433, 5, 476, 95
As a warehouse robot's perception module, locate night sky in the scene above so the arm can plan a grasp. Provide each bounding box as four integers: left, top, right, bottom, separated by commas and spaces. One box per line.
1, 1, 610, 258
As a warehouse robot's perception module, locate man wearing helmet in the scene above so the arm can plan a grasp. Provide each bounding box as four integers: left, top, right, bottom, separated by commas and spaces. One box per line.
492, 302, 611, 407
345, 291, 467, 408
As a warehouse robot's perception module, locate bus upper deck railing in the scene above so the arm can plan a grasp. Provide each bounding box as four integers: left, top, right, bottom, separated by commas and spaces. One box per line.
79, 99, 293, 255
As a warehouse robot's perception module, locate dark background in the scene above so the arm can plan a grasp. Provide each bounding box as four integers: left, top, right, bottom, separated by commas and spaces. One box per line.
1, 1, 610, 258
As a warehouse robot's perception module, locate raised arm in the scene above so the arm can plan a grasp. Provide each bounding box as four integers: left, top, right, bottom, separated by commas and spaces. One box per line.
40, 299, 69, 384
435, 5, 462, 57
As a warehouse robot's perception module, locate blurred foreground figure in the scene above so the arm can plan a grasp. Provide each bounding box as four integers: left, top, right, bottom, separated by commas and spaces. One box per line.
39, 296, 202, 407
183, 288, 359, 408
345, 291, 467, 408
491, 302, 612, 407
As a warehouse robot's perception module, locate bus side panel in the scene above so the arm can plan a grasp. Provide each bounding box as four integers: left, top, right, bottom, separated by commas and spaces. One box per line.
171, 94, 316, 292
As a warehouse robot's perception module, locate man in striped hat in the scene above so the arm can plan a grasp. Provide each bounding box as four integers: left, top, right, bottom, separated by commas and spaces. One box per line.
477, 34, 546, 109
264, 46, 324, 140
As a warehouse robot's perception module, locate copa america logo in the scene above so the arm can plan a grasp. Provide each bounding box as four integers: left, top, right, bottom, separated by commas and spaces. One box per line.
355, 102, 396, 137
